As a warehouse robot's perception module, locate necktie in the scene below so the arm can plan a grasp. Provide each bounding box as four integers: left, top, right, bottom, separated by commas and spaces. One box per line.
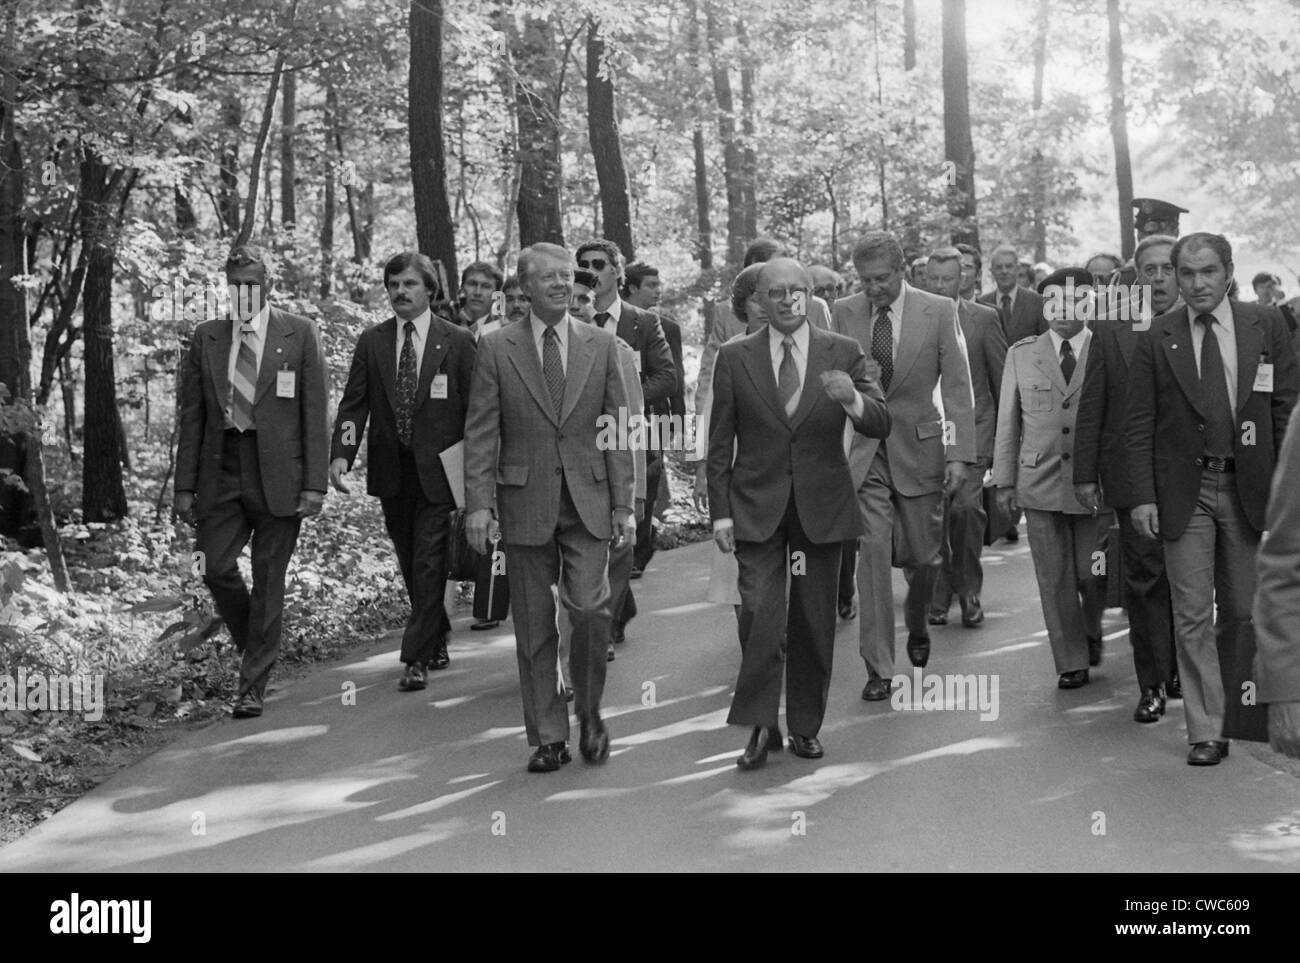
543, 326, 565, 415
1196, 314, 1233, 458
999, 294, 1012, 336
778, 336, 800, 416
871, 305, 894, 390
595, 311, 611, 328
1059, 339, 1076, 383
395, 320, 418, 446
229, 323, 258, 432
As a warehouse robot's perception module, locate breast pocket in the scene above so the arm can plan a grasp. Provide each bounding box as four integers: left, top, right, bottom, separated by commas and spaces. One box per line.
1024, 382, 1054, 411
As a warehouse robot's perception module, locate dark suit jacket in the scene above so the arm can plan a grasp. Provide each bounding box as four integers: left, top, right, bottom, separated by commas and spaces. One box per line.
463, 318, 635, 546
654, 314, 686, 418
1126, 300, 1300, 539
979, 285, 1047, 344
177, 307, 329, 518
608, 300, 675, 409
958, 298, 1008, 464
1254, 405, 1300, 702
707, 323, 891, 544
1074, 316, 1141, 507
330, 314, 477, 505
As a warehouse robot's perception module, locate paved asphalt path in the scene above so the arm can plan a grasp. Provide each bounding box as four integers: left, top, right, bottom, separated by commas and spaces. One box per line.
3, 533, 1299, 872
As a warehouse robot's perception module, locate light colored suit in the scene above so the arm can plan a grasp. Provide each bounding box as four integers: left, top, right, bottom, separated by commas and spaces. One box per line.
1254, 405, 1300, 704
832, 284, 976, 678
994, 330, 1109, 674
464, 316, 634, 746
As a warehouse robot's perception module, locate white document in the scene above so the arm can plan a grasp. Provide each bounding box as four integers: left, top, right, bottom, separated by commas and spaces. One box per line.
439, 441, 465, 509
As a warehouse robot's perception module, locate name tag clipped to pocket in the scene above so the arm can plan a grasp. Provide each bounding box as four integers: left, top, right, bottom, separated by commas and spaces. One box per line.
1253, 360, 1274, 393
431, 373, 449, 399
276, 366, 296, 398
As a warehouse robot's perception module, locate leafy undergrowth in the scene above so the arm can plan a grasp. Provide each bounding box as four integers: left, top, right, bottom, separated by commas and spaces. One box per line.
0, 454, 712, 846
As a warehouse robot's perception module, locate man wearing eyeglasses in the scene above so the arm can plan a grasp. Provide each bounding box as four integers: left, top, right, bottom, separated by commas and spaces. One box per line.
574, 239, 673, 652
174, 245, 330, 719
709, 258, 890, 769
834, 232, 976, 700
1075, 235, 1182, 723
463, 243, 635, 773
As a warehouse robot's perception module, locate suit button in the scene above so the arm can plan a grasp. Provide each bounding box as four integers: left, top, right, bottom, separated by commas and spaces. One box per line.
555, 466, 562, 475
1062, 427, 1070, 435
1062, 453, 1071, 461
1062, 400, 1071, 409
1197, 424, 1204, 432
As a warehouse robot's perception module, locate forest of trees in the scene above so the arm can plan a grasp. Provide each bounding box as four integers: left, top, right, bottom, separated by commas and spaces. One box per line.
1, 0, 1299, 585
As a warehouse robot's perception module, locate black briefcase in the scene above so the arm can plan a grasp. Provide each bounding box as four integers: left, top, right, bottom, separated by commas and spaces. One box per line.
983, 484, 1012, 547
1221, 621, 1269, 743
473, 538, 509, 622
446, 509, 483, 582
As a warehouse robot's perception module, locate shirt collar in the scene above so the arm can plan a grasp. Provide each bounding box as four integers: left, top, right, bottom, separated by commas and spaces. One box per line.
890, 283, 908, 319
235, 303, 270, 335
399, 308, 432, 336
1048, 325, 1090, 356
1201, 297, 1234, 330
997, 285, 1017, 307
601, 297, 623, 326
768, 320, 811, 355
531, 312, 569, 343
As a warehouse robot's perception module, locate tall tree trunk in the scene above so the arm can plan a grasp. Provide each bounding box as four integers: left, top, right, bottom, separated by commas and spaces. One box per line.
1106, 0, 1134, 259
218, 91, 242, 235
511, 12, 565, 248
0, 131, 26, 399
903, 0, 917, 70
737, 18, 758, 243
330, 98, 369, 264
941, 0, 979, 249
586, 20, 634, 259
494, 30, 522, 270
79, 155, 129, 522
1029, 0, 1048, 262
280, 68, 297, 228
234, 20, 292, 251
410, 0, 459, 292
705, 5, 744, 266
320, 86, 337, 297
871, 1, 889, 230
693, 126, 713, 270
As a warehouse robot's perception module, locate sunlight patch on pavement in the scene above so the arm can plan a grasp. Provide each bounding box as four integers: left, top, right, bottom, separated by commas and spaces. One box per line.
303, 818, 466, 869
969, 640, 1045, 658
1062, 698, 1125, 715
610, 708, 731, 746
601, 685, 730, 720
1229, 811, 1300, 865
650, 602, 717, 616
447, 772, 493, 784
430, 695, 479, 709
375, 781, 502, 822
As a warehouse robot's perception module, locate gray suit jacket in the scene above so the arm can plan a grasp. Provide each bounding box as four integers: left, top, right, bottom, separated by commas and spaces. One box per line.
832, 284, 976, 494
464, 317, 634, 545
993, 330, 1095, 514
958, 298, 1008, 464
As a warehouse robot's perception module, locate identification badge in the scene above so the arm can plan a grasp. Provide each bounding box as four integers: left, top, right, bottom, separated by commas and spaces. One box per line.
1253, 363, 1274, 393
632, 353, 642, 373
430, 374, 449, 399
276, 368, 296, 398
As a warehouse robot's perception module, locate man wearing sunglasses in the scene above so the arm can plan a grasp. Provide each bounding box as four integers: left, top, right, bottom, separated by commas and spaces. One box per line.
574, 239, 674, 653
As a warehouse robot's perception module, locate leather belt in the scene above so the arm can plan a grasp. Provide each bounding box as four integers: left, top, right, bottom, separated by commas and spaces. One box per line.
1195, 455, 1235, 473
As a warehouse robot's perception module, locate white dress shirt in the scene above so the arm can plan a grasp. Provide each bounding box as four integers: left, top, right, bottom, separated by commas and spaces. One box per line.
1189, 297, 1238, 413
596, 296, 623, 330
530, 312, 569, 374
395, 308, 432, 379
1047, 326, 1091, 383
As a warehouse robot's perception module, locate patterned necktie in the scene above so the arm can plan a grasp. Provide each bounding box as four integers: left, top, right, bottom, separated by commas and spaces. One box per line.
1060, 339, 1076, 383
1196, 314, 1233, 457
999, 294, 1012, 335
395, 320, 418, 446
778, 336, 800, 416
543, 326, 565, 414
871, 305, 894, 390
229, 323, 258, 432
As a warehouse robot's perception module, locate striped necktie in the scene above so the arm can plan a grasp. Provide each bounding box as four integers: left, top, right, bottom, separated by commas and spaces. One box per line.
229, 323, 258, 431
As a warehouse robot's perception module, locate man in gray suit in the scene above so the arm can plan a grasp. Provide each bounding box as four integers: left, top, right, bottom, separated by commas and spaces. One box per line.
833, 232, 976, 700
995, 268, 1110, 689
924, 248, 1007, 628
464, 243, 636, 773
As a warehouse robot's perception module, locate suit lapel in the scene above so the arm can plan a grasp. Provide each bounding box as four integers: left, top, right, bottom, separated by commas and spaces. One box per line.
1161, 309, 1203, 417
252, 309, 294, 405
377, 317, 398, 413
740, 332, 789, 424
204, 320, 233, 413
414, 318, 452, 414
1032, 335, 1068, 395
505, 322, 559, 427
1064, 333, 1090, 398
790, 326, 830, 430
889, 288, 926, 392
559, 322, 597, 426
1233, 303, 1263, 417
1114, 322, 1137, 369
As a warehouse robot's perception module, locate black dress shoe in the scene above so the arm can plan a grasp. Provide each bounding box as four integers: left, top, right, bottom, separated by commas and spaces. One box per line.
232, 688, 264, 718
861, 676, 893, 701
766, 726, 784, 752
1004, 527, 1019, 542
1087, 636, 1103, 667
606, 641, 616, 662
906, 633, 930, 668
737, 726, 773, 770
1133, 686, 1166, 723
838, 599, 858, 620
612, 624, 626, 645
527, 742, 572, 772
1058, 669, 1090, 689
470, 620, 499, 631
397, 663, 427, 692
960, 595, 984, 627
562, 685, 574, 703
788, 734, 824, 759
429, 638, 450, 670
630, 567, 643, 580
579, 712, 610, 764
1167, 672, 1182, 700
927, 607, 949, 626
1187, 741, 1228, 766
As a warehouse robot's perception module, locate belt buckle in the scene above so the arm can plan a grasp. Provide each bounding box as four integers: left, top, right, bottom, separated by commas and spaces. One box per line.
1205, 456, 1226, 472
